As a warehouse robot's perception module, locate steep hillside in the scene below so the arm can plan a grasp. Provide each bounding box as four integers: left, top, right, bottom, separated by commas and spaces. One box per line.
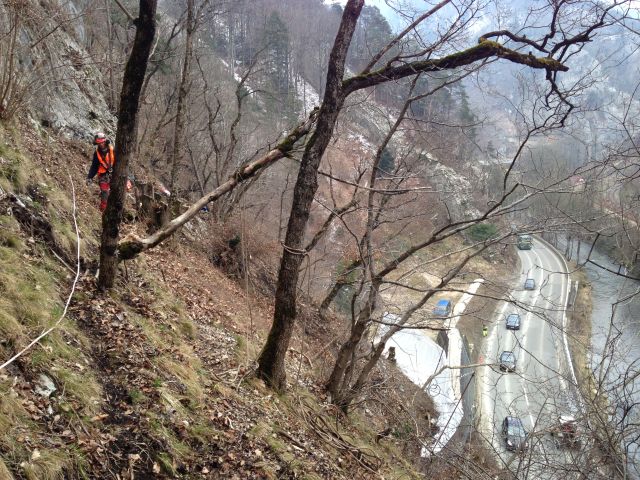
0, 122, 450, 479
0, 0, 543, 478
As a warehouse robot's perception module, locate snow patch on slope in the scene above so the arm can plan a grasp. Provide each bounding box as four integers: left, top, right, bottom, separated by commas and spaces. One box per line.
293, 75, 321, 117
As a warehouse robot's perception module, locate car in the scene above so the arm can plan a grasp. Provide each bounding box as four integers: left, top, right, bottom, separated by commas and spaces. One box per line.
506, 313, 521, 330
499, 351, 516, 372
517, 234, 533, 250
524, 278, 536, 290
502, 416, 528, 451
550, 415, 580, 449
433, 299, 452, 317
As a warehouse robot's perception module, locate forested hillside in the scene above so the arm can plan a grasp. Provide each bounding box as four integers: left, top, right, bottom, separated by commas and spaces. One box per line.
1, 0, 640, 478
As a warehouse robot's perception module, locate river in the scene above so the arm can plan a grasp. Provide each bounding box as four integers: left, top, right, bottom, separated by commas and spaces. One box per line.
556, 236, 640, 477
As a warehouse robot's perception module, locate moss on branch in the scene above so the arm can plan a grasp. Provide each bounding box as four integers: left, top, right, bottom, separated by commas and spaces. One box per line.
343, 40, 568, 94
118, 236, 145, 260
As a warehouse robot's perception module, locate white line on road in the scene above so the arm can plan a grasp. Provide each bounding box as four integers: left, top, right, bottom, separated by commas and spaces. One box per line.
535, 236, 582, 411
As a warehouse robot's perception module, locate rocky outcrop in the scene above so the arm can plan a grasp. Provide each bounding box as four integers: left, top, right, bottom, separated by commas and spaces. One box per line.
0, 0, 115, 139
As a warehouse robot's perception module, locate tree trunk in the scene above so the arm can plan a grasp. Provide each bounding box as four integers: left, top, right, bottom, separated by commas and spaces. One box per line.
255, 0, 365, 390
326, 317, 370, 401
335, 339, 386, 412
168, 0, 195, 195
326, 282, 378, 401
98, 0, 157, 290
105, 0, 116, 111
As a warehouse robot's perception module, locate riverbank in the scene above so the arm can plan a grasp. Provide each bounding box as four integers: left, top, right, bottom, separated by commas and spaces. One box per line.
565, 267, 595, 402
548, 236, 635, 477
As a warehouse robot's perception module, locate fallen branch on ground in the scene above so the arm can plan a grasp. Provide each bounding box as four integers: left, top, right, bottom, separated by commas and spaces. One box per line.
297, 397, 381, 473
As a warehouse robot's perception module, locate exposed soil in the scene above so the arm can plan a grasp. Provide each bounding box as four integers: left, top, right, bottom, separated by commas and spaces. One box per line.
565, 267, 593, 398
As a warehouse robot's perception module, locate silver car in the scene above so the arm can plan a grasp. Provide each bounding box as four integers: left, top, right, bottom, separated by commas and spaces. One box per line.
502, 416, 528, 451
506, 313, 521, 330
499, 351, 516, 372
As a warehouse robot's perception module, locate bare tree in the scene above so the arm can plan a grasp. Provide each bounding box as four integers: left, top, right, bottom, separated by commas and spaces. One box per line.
167, 0, 196, 197
255, 0, 622, 391
98, 0, 157, 289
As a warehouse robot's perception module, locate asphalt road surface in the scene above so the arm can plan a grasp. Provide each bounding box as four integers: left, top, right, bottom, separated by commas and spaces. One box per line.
478, 238, 591, 479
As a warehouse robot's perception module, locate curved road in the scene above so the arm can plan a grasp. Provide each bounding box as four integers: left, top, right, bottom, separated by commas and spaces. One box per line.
478, 238, 587, 478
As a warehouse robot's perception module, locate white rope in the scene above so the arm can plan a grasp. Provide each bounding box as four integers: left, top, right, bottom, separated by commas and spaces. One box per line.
0, 175, 81, 371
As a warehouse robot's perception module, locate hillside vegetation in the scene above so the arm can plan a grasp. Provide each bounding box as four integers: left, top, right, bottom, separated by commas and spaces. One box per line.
0, 122, 463, 478
3, 0, 639, 477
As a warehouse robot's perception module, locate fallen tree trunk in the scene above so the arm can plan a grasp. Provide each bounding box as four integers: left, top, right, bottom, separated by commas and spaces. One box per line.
117, 110, 318, 261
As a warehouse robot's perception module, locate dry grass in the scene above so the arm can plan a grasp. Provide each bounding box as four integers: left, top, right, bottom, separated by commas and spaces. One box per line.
0, 243, 59, 346
566, 268, 594, 397
0, 383, 33, 476
0, 458, 14, 480
0, 141, 99, 475
0, 141, 31, 194
21, 449, 69, 480
0, 223, 102, 417
156, 350, 205, 404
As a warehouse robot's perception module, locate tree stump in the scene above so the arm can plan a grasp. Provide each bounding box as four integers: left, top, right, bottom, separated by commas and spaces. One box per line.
136, 182, 155, 220
152, 201, 170, 232
135, 181, 170, 233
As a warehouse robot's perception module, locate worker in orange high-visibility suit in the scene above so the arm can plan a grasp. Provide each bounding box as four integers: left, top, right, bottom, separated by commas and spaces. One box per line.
86, 132, 116, 212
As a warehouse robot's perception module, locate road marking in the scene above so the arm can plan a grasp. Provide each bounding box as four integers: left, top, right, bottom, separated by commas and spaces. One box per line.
530, 247, 559, 381
480, 239, 579, 475
536, 243, 572, 393
537, 239, 580, 410
520, 249, 544, 433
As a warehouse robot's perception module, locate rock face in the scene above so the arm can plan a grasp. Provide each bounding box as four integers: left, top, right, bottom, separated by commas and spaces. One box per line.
1, 0, 115, 140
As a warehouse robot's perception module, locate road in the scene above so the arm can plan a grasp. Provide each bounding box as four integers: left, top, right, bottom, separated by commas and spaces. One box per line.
478, 238, 589, 478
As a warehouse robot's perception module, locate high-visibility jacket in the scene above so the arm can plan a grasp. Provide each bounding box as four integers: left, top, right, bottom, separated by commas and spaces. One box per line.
88, 145, 116, 181
96, 145, 115, 175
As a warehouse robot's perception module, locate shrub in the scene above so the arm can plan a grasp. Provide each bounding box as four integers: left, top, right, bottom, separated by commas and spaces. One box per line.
468, 222, 498, 242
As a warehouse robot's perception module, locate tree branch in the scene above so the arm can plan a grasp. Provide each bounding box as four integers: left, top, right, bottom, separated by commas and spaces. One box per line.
117, 110, 318, 260
342, 40, 568, 95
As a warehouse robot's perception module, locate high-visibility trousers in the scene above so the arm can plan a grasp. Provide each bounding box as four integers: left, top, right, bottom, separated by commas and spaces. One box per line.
98, 174, 110, 212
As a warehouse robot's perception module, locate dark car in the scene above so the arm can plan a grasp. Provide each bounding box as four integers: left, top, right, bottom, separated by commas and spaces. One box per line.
524, 278, 536, 290
433, 299, 452, 317
499, 351, 516, 372
506, 313, 521, 330
517, 234, 533, 250
502, 416, 528, 451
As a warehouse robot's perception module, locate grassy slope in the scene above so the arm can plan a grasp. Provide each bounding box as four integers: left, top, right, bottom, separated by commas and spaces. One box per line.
0, 122, 430, 479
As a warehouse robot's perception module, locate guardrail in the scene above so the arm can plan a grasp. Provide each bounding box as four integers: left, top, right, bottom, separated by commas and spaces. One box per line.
534, 235, 583, 411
